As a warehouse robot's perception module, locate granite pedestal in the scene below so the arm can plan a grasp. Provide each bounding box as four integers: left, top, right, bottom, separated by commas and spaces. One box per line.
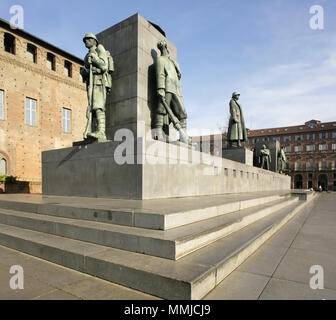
222, 147, 253, 166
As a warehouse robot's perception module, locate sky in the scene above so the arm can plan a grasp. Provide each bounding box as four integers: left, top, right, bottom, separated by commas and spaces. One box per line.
1, 0, 336, 134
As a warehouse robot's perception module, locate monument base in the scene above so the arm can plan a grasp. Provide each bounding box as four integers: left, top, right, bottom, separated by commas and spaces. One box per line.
222, 147, 253, 166
42, 139, 290, 199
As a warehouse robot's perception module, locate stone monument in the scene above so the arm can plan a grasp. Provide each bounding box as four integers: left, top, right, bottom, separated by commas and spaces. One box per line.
42, 14, 290, 199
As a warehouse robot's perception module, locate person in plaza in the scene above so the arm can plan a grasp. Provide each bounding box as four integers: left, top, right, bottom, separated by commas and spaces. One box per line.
259, 144, 271, 170
80, 33, 113, 142
153, 39, 188, 143
227, 91, 247, 148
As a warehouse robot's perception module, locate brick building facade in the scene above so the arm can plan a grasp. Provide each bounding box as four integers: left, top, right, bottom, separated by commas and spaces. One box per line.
247, 120, 336, 191
0, 18, 87, 188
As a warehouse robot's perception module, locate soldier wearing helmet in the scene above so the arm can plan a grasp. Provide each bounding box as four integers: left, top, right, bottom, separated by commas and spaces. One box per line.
227, 91, 247, 148
81, 32, 111, 142
153, 39, 187, 141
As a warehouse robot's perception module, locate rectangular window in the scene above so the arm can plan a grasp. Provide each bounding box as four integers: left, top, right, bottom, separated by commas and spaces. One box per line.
0, 89, 3, 120
307, 133, 315, 141
332, 132, 336, 139
47, 52, 56, 71
62, 108, 71, 133
25, 97, 37, 126
272, 137, 280, 142
285, 146, 291, 153
332, 144, 336, 151
295, 135, 303, 141
306, 145, 315, 152
319, 132, 328, 139
27, 43, 37, 63
284, 136, 291, 142
319, 144, 328, 151
64, 60, 72, 78
306, 160, 314, 170
294, 145, 302, 152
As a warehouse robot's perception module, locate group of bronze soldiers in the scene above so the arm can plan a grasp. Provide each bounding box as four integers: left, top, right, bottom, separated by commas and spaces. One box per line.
80, 32, 287, 172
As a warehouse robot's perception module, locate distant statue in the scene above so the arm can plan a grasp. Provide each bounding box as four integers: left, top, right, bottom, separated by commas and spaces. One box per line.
80, 33, 114, 142
153, 39, 189, 144
259, 144, 271, 170
278, 146, 287, 173
227, 92, 247, 148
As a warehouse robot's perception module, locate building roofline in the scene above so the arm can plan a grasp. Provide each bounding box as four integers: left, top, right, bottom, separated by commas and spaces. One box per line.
0, 17, 83, 65
247, 120, 336, 137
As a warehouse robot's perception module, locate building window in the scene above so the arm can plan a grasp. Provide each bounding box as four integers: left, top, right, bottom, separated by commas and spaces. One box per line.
319, 132, 328, 139
272, 136, 280, 142
332, 132, 336, 139
306, 145, 315, 152
284, 136, 291, 142
306, 160, 314, 170
295, 160, 301, 170
307, 133, 315, 141
0, 158, 6, 175
309, 173, 313, 179
25, 97, 37, 126
64, 60, 72, 77
0, 89, 3, 120
320, 160, 327, 170
294, 145, 302, 152
46, 53, 56, 71
4, 33, 15, 54
295, 135, 303, 141
27, 43, 37, 63
332, 144, 336, 151
319, 144, 328, 151
285, 146, 291, 153
62, 108, 71, 133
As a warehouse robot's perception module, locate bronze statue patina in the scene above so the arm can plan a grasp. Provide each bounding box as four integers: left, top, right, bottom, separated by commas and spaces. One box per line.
227, 92, 247, 148
80, 33, 113, 142
259, 144, 271, 170
153, 39, 189, 144
278, 146, 287, 173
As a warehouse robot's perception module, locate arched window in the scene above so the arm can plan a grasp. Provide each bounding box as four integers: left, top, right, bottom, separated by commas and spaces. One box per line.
4, 33, 15, 54
0, 158, 7, 175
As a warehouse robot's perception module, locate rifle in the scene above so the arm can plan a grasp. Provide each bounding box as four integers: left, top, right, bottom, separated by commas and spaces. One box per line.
83, 57, 93, 139
160, 96, 190, 144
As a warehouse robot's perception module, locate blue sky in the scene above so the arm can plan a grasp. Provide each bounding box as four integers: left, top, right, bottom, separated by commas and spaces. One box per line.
1, 0, 336, 134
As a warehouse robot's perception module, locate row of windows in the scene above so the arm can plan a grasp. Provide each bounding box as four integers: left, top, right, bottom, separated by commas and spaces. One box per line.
292, 160, 336, 170
250, 132, 336, 144
284, 144, 336, 153
4, 32, 73, 78
0, 90, 71, 133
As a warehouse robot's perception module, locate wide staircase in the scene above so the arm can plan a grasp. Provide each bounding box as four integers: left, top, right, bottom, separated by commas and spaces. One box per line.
0, 190, 317, 299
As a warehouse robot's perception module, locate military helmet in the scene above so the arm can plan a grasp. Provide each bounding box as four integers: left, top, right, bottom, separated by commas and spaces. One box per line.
83, 33, 98, 44
232, 91, 240, 97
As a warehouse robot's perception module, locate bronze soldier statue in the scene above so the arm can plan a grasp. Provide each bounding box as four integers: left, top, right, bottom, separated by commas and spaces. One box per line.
153, 39, 189, 144
259, 144, 271, 170
80, 33, 113, 142
227, 92, 247, 148
278, 146, 287, 173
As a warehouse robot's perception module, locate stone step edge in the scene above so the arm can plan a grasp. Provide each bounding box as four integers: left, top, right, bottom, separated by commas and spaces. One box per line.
0, 192, 291, 231
192, 193, 318, 299
0, 197, 297, 261
0, 196, 317, 299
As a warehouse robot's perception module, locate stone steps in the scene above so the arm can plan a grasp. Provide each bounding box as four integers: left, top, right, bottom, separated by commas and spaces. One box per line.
0, 196, 298, 260
0, 191, 290, 230
0, 194, 315, 299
